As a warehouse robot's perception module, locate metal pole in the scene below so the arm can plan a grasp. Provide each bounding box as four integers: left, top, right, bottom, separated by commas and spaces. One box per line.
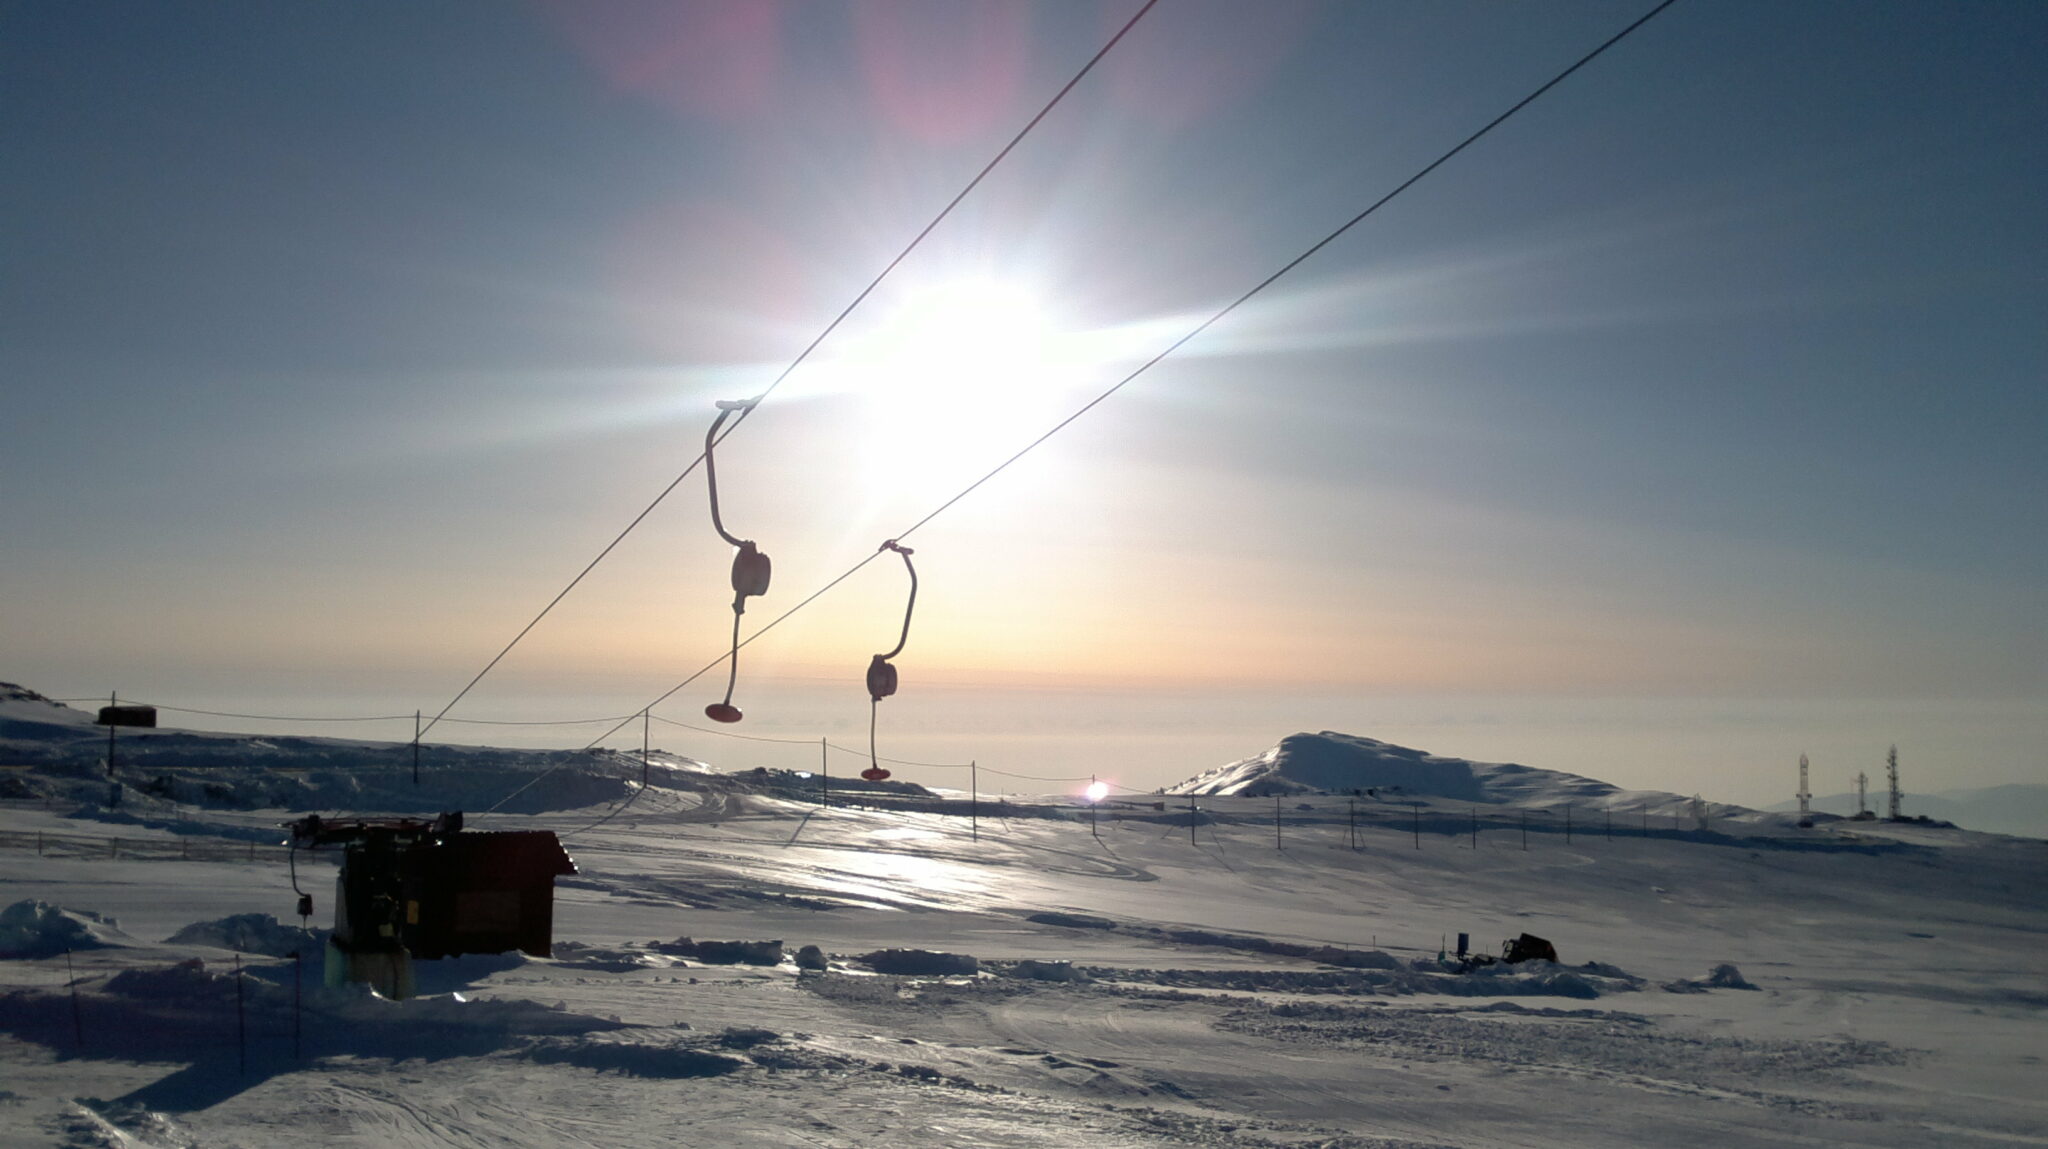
412, 710, 421, 785
1348, 797, 1357, 850
1090, 775, 1099, 840
107, 691, 117, 775
1274, 793, 1282, 850
293, 949, 302, 1060
1189, 795, 1197, 846
970, 760, 978, 843
234, 954, 247, 1076
1412, 805, 1420, 849
820, 738, 829, 807
1471, 806, 1478, 849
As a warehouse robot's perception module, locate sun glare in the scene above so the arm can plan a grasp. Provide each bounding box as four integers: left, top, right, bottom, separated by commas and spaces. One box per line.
828, 277, 1094, 491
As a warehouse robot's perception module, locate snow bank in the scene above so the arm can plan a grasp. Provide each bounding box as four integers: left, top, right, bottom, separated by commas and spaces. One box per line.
0, 899, 136, 958
164, 913, 325, 957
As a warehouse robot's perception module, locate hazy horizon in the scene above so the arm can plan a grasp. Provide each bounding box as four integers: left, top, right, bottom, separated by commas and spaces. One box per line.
6, 3, 2042, 813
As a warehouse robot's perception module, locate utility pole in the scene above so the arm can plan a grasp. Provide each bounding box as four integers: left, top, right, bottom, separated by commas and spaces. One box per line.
1189, 795, 1197, 846
819, 738, 829, 807
1797, 752, 1811, 825
1348, 797, 1358, 850
412, 710, 422, 785
1887, 745, 1901, 821
970, 760, 977, 843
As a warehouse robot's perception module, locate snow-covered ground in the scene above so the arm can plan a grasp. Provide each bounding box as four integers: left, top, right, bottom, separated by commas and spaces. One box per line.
2, 692, 2044, 1147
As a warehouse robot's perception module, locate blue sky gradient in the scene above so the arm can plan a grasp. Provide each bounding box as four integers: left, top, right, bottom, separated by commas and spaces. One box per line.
5, 1, 2042, 803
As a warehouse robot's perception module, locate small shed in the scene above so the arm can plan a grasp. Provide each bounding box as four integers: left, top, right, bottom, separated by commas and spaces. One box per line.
402, 831, 576, 960
96, 705, 157, 728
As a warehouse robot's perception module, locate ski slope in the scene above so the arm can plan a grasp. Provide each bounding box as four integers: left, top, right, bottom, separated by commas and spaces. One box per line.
1, 698, 2044, 1147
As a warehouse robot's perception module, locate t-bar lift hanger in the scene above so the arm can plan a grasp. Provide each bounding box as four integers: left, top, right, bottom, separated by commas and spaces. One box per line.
703, 398, 771, 723
862, 540, 917, 781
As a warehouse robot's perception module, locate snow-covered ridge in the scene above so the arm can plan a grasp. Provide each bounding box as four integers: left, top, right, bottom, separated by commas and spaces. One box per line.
1164, 730, 1760, 820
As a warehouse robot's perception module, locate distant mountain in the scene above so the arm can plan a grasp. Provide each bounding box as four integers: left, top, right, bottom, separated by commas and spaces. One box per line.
1770, 785, 2048, 839
1163, 731, 1769, 822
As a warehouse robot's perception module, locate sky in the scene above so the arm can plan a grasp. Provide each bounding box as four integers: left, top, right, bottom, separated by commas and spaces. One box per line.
4, 0, 2043, 807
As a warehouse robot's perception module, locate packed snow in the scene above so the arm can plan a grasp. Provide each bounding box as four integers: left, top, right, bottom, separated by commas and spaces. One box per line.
2, 687, 2044, 1147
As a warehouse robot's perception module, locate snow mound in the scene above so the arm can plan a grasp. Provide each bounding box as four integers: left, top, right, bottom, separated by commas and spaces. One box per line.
105, 957, 277, 1005
0, 900, 137, 959
1707, 962, 1757, 990
163, 913, 324, 957
525, 1035, 748, 1078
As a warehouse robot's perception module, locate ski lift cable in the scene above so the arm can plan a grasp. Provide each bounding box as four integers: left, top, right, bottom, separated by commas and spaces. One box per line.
415, 0, 1161, 749
593, 0, 1687, 760
823, 742, 970, 769
124, 699, 638, 727
124, 703, 419, 723
492, 0, 1681, 819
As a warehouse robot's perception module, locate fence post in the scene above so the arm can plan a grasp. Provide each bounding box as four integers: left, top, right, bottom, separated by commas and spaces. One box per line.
66, 946, 83, 1050
234, 954, 247, 1076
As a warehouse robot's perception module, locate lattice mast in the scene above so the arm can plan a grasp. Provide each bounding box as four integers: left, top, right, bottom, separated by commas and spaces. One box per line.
1797, 752, 1811, 823
1886, 744, 1902, 820
1855, 772, 1869, 817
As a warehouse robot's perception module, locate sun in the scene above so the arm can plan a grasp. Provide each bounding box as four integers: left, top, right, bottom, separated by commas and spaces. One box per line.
831, 276, 1093, 490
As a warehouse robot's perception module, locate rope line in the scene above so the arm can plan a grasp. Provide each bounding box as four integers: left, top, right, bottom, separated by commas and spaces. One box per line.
420, 0, 1160, 748
595, 0, 1685, 783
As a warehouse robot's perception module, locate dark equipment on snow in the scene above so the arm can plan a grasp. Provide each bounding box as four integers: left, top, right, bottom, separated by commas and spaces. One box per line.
286, 812, 575, 997
703, 397, 771, 723
95, 705, 156, 728
1502, 932, 1558, 964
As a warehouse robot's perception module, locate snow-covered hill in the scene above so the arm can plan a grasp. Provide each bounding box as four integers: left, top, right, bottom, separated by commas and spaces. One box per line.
1163, 730, 1773, 823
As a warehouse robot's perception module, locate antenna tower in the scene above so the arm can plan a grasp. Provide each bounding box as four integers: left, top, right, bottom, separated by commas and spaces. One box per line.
1855, 772, 1868, 817
1886, 744, 1901, 821
1796, 753, 1811, 826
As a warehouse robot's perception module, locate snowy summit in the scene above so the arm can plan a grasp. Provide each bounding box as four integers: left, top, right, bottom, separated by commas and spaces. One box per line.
1166, 731, 1649, 807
